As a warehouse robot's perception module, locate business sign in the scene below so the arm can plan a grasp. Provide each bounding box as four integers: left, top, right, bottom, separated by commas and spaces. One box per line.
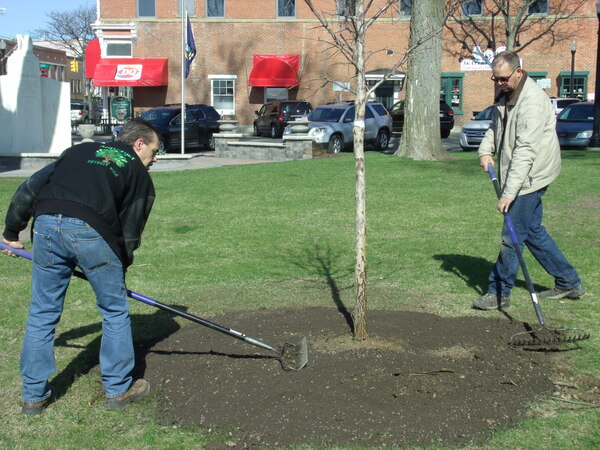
460, 45, 507, 71
115, 64, 143, 81
536, 78, 551, 89
333, 81, 351, 92
111, 96, 132, 121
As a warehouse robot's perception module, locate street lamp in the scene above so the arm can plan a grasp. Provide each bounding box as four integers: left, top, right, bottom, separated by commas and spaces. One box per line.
588, 1, 600, 149
0, 40, 6, 76
570, 40, 577, 98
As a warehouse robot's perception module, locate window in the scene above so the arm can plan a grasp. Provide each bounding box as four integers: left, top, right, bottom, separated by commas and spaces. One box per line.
337, 0, 356, 17
265, 87, 288, 102
137, 0, 155, 17
560, 71, 589, 101
105, 41, 133, 57
178, 0, 195, 16
528, 0, 548, 15
210, 76, 236, 115
399, 0, 411, 16
207, 0, 224, 17
278, 0, 295, 17
441, 73, 464, 114
462, 0, 482, 17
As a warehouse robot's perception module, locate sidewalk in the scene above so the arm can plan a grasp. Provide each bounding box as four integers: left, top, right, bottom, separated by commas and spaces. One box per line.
0, 136, 276, 177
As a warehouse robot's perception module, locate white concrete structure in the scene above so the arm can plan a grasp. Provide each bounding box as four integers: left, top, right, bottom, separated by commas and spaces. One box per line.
0, 35, 70, 155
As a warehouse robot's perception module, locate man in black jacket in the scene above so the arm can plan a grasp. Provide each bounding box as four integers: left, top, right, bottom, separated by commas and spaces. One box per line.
2, 118, 160, 415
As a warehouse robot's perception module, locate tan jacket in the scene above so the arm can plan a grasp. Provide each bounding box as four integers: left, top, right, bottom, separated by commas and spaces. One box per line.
478, 75, 561, 200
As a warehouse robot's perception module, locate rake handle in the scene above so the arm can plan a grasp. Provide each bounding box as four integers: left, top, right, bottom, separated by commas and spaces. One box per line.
487, 164, 545, 326
0, 242, 278, 353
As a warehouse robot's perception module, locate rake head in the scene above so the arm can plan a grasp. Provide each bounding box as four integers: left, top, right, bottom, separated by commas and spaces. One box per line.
509, 324, 590, 347
279, 337, 308, 371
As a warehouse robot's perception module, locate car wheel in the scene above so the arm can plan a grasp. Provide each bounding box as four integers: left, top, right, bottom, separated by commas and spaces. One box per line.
206, 134, 215, 151
253, 123, 260, 137
270, 123, 280, 139
375, 129, 390, 151
328, 135, 344, 154
441, 129, 451, 139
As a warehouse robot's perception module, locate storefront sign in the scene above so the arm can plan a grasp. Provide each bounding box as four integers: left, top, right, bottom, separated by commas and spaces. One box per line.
115, 64, 143, 81
111, 96, 132, 121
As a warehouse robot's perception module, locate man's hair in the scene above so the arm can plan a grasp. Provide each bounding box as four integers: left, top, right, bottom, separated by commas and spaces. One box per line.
116, 118, 160, 146
492, 51, 520, 70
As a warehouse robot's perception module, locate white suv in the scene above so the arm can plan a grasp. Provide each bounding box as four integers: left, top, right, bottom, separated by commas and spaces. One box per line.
286, 102, 392, 153
549, 97, 580, 116
71, 102, 89, 123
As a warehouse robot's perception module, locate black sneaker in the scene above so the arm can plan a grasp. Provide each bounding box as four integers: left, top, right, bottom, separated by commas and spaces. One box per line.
473, 293, 511, 310
22, 397, 50, 416
539, 284, 585, 300
105, 379, 150, 410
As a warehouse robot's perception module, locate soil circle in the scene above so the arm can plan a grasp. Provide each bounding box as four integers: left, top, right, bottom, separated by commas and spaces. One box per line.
141, 307, 556, 448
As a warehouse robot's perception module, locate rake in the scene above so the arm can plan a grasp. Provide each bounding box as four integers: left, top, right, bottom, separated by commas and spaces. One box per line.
1, 242, 308, 371
486, 164, 590, 347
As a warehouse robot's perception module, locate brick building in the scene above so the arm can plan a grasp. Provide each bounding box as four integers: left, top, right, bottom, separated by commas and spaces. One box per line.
89, 0, 598, 127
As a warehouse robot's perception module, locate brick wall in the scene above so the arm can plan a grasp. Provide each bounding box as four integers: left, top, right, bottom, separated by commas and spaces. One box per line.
97, 0, 598, 127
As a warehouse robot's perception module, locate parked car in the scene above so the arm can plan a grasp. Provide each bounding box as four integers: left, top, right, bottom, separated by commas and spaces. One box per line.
459, 105, 495, 151
389, 100, 455, 138
285, 101, 392, 153
254, 100, 313, 138
113, 104, 221, 152
71, 102, 89, 124
555, 101, 594, 148
549, 97, 580, 116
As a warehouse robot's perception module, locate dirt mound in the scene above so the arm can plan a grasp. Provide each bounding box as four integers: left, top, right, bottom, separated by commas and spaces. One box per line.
141, 307, 555, 448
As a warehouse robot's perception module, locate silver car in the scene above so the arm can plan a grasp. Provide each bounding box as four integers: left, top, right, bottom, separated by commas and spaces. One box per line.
459, 106, 495, 151
286, 102, 392, 153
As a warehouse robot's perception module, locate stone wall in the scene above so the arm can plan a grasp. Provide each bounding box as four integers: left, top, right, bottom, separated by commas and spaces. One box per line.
214, 134, 314, 161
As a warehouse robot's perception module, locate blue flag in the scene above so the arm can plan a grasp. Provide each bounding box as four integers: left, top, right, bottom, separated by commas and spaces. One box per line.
184, 11, 196, 78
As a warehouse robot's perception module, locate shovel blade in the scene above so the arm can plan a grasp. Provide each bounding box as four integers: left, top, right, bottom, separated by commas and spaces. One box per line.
280, 337, 308, 371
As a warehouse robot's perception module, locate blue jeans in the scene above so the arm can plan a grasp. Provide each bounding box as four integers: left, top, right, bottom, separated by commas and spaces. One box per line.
488, 187, 581, 297
21, 214, 134, 403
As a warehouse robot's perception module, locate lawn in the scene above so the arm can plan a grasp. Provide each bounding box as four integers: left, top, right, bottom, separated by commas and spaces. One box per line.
0, 150, 598, 448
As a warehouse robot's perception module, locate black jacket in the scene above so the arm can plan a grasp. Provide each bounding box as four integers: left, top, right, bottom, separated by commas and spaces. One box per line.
3, 141, 155, 267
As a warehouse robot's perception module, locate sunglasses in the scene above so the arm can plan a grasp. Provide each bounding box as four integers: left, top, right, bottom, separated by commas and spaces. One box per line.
490, 66, 519, 83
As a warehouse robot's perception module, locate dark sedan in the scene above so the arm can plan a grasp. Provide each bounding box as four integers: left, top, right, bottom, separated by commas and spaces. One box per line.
390, 100, 455, 138
556, 102, 594, 149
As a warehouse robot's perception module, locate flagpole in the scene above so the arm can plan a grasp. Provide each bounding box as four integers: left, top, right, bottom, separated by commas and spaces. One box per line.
180, 6, 186, 155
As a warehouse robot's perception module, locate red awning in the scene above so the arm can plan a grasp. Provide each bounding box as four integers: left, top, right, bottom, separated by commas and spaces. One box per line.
85, 39, 101, 79
248, 55, 299, 87
92, 58, 169, 87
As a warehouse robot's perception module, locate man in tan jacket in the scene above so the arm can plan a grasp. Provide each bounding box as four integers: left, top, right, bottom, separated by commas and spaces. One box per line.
474, 50, 584, 310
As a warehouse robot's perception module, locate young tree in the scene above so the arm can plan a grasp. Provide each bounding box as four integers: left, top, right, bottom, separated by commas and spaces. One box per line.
395, 0, 453, 161
304, 0, 451, 339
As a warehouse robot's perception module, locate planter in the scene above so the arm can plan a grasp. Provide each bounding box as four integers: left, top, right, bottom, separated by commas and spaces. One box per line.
289, 119, 310, 135
77, 124, 96, 140
218, 119, 238, 133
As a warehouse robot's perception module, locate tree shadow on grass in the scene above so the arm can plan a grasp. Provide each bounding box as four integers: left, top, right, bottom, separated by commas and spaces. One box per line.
283, 243, 355, 334
51, 307, 183, 401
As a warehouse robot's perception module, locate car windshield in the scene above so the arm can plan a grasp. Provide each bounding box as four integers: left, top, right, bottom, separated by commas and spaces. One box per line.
556, 99, 579, 109
140, 110, 175, 122
557, 104, 594, 122
475, 107, 495, 120
281, 102, 307, 114
308, 107, 345, 122
71, 104, 85, 111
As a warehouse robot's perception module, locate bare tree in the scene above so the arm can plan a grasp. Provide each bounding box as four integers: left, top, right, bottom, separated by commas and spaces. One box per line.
395, 0, 453, 161
303, 0, 452, 339
34, 3, 97, 115
447, 0, 587, 55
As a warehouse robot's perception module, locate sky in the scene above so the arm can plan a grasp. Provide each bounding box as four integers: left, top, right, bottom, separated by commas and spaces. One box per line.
0, 0, 95, 40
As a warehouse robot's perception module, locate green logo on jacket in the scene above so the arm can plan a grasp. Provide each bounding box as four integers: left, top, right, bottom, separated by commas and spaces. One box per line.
87, 145, 136, 177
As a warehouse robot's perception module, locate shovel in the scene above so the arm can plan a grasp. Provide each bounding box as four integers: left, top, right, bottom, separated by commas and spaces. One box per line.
486, 164, 590, 347
1, 242, 308, 370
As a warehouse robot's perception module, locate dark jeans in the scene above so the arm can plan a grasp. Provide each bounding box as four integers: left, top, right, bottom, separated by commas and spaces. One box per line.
488, 187, 581, 297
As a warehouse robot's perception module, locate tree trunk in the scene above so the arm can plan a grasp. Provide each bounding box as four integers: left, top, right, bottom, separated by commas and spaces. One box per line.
352, 0, 369, 340
395, 0, 452, 161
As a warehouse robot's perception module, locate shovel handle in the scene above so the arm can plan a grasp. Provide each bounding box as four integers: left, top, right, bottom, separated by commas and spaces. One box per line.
0, 241, 279, 353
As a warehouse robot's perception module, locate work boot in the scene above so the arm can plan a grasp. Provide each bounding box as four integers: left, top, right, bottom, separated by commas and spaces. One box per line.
105, 379, 150, 411
22, 398, 50, 416
473, 293, 510, 310
539, 284, 585, 300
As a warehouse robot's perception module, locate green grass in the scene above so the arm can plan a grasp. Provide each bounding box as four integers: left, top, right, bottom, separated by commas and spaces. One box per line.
1, 150, 599, 448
